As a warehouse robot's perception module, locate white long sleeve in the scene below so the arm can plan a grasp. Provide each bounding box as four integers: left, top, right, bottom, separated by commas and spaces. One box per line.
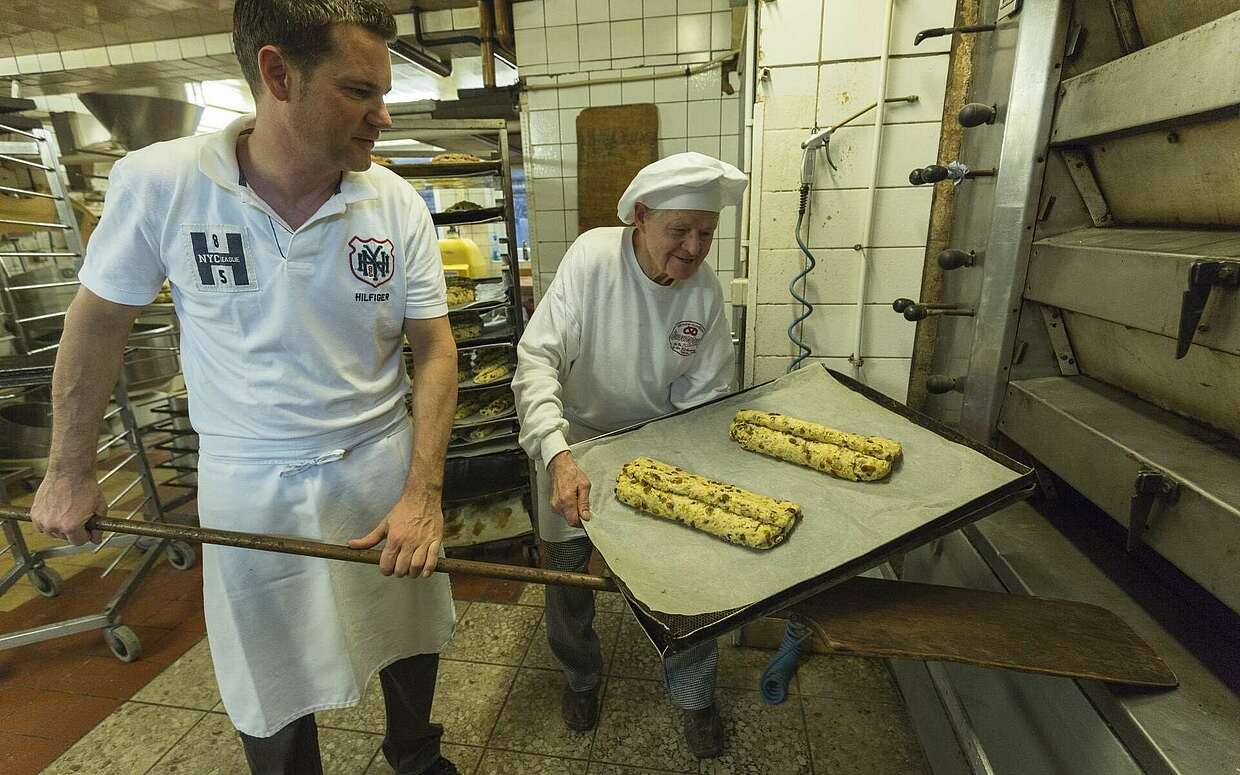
513, 267, 582, 469
513, 227, 735, 469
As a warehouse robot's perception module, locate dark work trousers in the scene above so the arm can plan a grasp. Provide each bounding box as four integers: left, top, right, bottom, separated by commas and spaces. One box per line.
238, 653, 443, 775
544, 537, 718, 709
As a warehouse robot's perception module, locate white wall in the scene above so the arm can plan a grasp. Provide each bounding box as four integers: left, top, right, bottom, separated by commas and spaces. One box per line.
515, 0, 743, 303
748, 0, 955, 402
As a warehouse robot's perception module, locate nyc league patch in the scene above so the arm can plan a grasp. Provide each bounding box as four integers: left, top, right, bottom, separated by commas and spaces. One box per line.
186, 225, 257, 292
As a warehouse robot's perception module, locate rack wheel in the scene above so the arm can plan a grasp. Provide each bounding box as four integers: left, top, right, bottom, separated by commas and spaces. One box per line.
104, 625, 142, 663
522, 542, 540, 567
29, 567, 63, 598
165, 541, 197, 571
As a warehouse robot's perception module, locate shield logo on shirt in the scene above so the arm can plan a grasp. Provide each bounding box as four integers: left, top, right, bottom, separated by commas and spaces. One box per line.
669, 320, 706, 357
348, 236, 396, 288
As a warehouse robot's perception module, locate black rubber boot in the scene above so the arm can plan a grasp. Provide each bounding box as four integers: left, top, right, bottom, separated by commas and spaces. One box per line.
683, 703, 725, 759
421, 757, 460, 775
561, 683, 601, 731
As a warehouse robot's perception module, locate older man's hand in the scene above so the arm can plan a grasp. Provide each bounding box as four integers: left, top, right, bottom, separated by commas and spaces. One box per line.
549, 451, 592, 527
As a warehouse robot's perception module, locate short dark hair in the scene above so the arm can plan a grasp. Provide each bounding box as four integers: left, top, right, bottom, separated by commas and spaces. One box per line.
232, 0, 397, 93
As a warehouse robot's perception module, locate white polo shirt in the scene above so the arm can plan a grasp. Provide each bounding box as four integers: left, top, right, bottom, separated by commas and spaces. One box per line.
79, 115, 447, 455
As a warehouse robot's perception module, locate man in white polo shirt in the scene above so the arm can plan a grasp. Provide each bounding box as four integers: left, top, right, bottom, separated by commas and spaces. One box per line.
31, 2, 460, 773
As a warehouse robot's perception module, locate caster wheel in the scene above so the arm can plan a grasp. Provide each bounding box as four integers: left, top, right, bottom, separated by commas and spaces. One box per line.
166, 540, 197, 571
29, 567, 63, 598
103, 625, 142, 663
522, 543, 541, 567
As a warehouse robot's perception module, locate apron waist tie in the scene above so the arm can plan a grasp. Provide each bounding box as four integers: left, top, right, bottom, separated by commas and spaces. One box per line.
279, 448, 348, 477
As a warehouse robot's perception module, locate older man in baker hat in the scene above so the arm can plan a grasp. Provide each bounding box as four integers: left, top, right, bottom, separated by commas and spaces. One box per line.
513, 152, 748, 757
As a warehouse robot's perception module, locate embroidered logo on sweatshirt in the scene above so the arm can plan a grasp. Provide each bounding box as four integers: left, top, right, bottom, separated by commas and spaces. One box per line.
669, 320, 705, 356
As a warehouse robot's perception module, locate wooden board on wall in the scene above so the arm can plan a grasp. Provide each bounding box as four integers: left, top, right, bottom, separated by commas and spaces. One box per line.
576, 104, 659, 233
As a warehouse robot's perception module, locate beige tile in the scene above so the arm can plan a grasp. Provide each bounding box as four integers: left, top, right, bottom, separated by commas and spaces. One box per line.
587, 764, 691, 774
145, 712, 250, 774
133, 637, 220, 710
803, 695, 932, 775
433, 661, 518, 745
318, 727, 385, 773
715, 641, 792, 695
516, 582, 545, 607
45, 702, 205, 775
365, 743, 484, 774
318, 673, 386, 733
700, 688, 811, 774
145, 706, 381, 774
0, 574, 42, 611
477, 749, 588, 774
524, 611, 621, 672
610, 615, 663, 681
489, 668, 594, 758
595, 590, 627, 613
796, 653, 902, 705
442, 601, 541, 666
592, 677, 698, 771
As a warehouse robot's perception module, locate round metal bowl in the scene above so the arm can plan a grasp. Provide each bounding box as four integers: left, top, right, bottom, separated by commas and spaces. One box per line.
27, 321, 181, 393
124, 321, 182, 392
4, 265, 78, 320
0, 401, 123, 467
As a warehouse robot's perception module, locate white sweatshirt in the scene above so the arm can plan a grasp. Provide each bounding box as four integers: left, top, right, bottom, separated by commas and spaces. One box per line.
514, 226, 736, 469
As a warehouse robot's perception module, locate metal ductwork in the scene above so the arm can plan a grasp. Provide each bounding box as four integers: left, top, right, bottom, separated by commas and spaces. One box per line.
78, 92, 203, 152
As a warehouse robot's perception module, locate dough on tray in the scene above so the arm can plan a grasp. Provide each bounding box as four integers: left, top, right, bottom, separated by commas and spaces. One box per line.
613, 457, 800, 549
732, 410, 901, 462
621, 457, 800, 530
615, 472, 788, 550
729, 419, 891, 482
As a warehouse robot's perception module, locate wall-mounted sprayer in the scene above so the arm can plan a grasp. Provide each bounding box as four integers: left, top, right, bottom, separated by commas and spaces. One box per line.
786, 95, 920, 374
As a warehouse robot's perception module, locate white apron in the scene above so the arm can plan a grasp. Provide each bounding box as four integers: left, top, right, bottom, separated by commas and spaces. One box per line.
197, 417, 456, 737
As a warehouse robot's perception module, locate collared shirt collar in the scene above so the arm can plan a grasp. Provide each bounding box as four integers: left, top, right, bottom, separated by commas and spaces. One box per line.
198, 113, 379, 206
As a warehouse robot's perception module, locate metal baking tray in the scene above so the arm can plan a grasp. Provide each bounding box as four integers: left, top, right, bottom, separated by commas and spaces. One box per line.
578, 366, 1037, 655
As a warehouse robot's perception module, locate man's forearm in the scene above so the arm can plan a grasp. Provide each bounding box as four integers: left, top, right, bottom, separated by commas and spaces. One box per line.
405, 345, 457, 497
47, 292, 141, 476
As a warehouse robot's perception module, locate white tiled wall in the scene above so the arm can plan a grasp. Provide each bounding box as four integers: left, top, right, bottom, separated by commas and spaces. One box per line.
749, 0, 955, 402
517, 0, 742, 306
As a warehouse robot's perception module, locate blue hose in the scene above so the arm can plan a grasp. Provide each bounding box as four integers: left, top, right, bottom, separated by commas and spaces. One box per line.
760, 621, 812, 704
787, 188, 817, 373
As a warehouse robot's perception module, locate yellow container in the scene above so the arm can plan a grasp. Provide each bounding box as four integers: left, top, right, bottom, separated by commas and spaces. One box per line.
438, 235, 490, 279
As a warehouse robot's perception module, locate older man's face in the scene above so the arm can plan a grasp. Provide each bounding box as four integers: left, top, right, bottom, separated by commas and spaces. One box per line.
287, 24, 393, 172
636, 208, 719, 281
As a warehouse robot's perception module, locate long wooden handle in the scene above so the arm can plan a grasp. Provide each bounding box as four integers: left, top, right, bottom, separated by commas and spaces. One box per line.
0, 507, 617, 592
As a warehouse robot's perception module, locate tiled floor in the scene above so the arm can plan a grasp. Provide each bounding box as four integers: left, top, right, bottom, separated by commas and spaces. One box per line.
3, 503, 931, 775
19, 584, 930, 774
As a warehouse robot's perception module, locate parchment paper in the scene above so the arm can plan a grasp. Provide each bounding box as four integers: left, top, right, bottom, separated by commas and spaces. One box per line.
577, 366, 1021, 615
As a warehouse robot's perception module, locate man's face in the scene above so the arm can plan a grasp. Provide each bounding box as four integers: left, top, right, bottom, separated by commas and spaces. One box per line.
287, 24, 393, 172
635, 207, 719, 281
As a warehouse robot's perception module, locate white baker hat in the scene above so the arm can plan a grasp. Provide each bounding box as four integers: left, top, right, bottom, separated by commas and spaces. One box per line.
616, 152, 748, 224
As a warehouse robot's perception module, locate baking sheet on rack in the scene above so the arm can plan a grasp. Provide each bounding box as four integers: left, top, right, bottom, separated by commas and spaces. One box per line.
577, 366, 1022, 615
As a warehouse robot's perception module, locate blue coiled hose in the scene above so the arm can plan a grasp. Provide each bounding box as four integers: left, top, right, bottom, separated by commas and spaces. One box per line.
787, 185, 817, 373
773, 172, 822, 699
760, 620, 812, 704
